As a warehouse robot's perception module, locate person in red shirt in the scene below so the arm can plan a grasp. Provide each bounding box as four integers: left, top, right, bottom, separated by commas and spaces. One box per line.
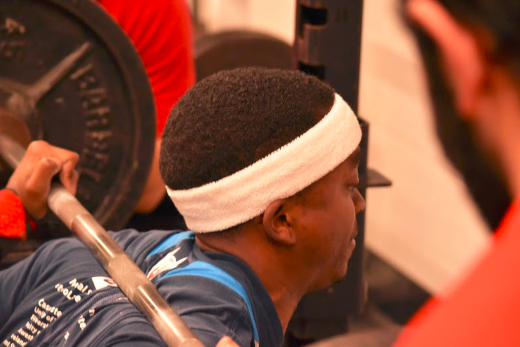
393, 1, 520, 346
95, 0, 196, 214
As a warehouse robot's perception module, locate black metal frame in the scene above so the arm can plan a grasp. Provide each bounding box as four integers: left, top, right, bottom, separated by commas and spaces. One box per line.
290, 0, 391, 341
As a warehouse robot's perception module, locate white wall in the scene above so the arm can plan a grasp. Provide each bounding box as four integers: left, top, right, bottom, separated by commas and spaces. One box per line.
194, 0, 492, 294
195, 0, 295, 43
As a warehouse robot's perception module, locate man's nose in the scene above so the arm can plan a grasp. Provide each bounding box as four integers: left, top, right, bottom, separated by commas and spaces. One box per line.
354, 188, 365, 214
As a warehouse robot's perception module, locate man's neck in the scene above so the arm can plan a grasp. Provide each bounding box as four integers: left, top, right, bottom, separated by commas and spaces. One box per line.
195, 232, 308, 333
243, 252, 306, 332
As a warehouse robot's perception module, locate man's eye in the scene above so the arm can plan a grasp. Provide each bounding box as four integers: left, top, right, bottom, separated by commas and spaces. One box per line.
347, 180, 360, 190
347, 184, 357, 191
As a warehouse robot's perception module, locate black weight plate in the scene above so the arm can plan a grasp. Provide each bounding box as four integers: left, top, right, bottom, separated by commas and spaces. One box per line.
194, 30, 293, 81
0, 0, 156, 231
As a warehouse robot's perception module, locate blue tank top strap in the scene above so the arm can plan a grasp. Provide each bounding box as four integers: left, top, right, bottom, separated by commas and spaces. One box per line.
148, 231, 195, 256
148, 231, 260, 345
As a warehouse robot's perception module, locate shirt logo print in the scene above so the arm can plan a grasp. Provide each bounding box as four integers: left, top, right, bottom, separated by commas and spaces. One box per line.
147, 247, 188, 280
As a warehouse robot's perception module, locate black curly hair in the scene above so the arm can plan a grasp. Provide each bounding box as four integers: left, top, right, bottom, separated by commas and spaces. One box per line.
159, 67, 336, 191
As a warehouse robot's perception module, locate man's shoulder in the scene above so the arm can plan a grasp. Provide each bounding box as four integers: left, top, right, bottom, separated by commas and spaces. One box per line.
158, 272, 256, 346
111, 229, 184, 265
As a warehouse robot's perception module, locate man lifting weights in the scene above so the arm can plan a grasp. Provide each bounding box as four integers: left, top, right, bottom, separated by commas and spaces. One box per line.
0, 67, 364, 347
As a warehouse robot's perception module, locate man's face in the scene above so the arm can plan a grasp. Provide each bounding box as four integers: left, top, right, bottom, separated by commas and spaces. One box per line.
406, 13, 511, 230
290, 148, 365, 291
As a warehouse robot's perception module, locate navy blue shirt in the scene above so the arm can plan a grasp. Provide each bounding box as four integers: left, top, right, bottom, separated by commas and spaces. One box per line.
0, 230, 283, 347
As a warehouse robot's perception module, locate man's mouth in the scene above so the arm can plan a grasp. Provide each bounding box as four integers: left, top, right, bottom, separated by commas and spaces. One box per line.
350, 224, 359, 241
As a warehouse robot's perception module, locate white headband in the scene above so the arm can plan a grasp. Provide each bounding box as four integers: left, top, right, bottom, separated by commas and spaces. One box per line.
166, 93, 362, 233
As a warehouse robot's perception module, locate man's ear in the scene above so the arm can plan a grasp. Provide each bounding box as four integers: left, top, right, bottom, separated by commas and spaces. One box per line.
262, 199, 297, 245
406, 0, 487, 118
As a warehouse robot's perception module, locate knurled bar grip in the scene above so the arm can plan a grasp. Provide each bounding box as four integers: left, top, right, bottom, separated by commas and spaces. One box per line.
0, 134, 204, 347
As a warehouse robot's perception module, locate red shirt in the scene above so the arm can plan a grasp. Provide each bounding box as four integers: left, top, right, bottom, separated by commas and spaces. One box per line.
394, 199, 520, 346
0, 189, 28, 239
95, 0, 195, 136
